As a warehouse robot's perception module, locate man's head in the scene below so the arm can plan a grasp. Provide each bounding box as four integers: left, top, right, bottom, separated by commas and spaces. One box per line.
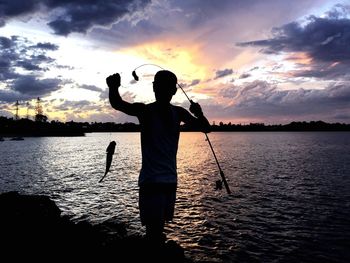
153, 70, 177, 104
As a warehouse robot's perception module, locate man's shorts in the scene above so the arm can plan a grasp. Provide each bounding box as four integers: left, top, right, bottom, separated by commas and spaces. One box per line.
139, 183, 177, 226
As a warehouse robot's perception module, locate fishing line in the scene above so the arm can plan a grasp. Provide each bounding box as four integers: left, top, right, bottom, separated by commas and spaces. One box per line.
132, 64, 231, 194
132, 64, 192, 102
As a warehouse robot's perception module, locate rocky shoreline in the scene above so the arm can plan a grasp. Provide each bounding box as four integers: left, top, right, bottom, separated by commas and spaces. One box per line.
0, 191, 192, 262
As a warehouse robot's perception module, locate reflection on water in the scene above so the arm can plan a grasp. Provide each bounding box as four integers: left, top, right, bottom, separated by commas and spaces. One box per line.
1, 132, 350, 262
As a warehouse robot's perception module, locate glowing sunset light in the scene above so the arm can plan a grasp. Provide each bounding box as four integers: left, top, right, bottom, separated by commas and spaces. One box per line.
0, 0, 349, 124
120, 40, 210, 81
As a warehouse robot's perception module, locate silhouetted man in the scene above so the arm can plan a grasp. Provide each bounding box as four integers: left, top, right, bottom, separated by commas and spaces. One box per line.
106, 70, 210, 246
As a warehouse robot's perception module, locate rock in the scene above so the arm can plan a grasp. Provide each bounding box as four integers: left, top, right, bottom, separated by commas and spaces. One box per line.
0, 191, 192, 262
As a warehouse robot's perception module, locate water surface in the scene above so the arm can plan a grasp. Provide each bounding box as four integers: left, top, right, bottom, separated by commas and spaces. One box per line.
1, 132, 349, 262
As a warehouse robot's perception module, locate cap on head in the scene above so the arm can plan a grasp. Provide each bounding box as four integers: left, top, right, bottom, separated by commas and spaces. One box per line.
154, 70, 177, 86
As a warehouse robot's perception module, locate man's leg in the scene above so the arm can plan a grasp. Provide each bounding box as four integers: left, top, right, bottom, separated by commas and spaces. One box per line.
145, 221, 166, 245
139, 184, 176, 245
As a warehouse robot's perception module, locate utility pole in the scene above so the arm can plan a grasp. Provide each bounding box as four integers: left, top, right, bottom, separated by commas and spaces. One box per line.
35, 97, 43, 116
35, 97, 47, 122
15, 100, 19, 120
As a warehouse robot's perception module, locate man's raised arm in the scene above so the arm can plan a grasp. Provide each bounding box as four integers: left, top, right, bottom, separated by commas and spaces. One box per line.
107, 73, 144, 116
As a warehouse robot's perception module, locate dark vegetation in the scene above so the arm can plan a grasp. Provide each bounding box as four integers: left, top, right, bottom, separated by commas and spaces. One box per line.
0, 116, 349, 137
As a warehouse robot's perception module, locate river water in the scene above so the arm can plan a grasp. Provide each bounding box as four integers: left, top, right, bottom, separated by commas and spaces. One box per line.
1, 132, 349, 262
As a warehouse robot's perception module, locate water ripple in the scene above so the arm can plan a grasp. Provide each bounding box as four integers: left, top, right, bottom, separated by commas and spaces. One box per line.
1, 132, 350, 262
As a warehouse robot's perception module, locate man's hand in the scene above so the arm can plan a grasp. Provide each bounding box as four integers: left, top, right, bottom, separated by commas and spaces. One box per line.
189, 101, 203, 118
106, 73, 121, 88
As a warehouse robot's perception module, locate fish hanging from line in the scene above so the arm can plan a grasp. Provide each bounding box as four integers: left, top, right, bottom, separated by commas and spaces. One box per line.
99, 141, 116, 183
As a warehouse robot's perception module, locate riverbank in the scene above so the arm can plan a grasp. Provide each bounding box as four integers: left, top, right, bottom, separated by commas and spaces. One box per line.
0, 117, 85, 137
0, 191, 192, 262
1, 116, 350, 136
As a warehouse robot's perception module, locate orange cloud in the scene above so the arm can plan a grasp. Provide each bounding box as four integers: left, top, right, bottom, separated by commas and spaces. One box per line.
286, 52, 312, 65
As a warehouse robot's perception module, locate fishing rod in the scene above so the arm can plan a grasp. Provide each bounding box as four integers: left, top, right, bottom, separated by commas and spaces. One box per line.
132, 64, 231, 194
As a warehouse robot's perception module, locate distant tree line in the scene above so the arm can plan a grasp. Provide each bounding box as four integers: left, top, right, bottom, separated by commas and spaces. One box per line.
0, 116, 349, 137
206, 121, 350, 132
0, 117, 84, 136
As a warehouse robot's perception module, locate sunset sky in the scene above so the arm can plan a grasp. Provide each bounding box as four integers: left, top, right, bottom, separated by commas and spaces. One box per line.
0, 0, 349, 124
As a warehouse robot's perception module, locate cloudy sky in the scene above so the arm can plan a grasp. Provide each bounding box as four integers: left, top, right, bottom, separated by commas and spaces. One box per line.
0, 0, 349, 124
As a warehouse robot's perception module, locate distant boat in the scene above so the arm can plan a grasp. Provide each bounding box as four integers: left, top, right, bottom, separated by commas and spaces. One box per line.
10, 137, 24, 141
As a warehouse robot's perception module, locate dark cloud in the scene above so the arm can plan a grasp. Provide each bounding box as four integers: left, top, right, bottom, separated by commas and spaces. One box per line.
0, 36, 15, 48
0, 36, 20, 81
98, 88, 135, 103
0, 89, 31, 103
99, 88, 109, 100
48, 0, 150, 35
15, 60, 42, 71
238, 16, 350, 61
54, 100, 95, 111
0, 35, 58, 79
0, 62, 20, 81
0, 0, 151, 35
214, 68, 233, 79
31, 42, 59, 50
11, 75, 62, 96
30, 54, 55, 64
237, 4, 350, 79
239, 73, 251, 79
249, 66, 259, 71
78, 84, 103, 92
0, 0, 39, 18
188, 79, 200, 87
0, 35, 67, 102
55, 64, 75, 70
14, 54, 54, 72
217, 80, 350, 121
0, 36, 65, 104
179, 79, 201, 89
290, 61, 350, 80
